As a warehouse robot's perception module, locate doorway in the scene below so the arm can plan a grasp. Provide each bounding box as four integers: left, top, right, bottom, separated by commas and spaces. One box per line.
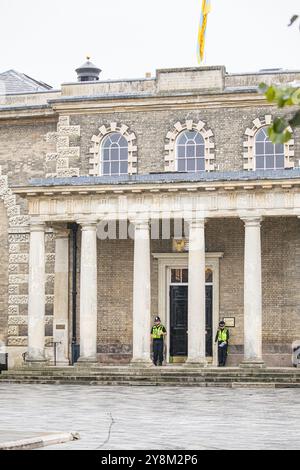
169, 268, 213, 359
153, 252, 223, 365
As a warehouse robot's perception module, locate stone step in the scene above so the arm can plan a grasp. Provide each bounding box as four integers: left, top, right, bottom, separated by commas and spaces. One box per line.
2, 375, 299, 384
3, 366, 298, 373
1, 374, 300, 384
4, 370, 296, 376
2, 366, 300, 386
1, 369, 300, 377
1, 377, 300, 388
2, 368, 299, 377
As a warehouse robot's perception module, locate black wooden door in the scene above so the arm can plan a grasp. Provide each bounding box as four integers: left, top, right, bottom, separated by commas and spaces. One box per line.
170, 285, 213, 357
170, 286, 188, 356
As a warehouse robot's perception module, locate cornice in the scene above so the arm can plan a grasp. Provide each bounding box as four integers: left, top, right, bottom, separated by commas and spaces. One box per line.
48, 92, 269, 115
12, 177, 300, 197
0, 91, 271, 119
0, 106, 56, 122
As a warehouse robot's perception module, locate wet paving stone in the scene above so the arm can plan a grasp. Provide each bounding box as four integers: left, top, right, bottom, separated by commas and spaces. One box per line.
0, 384, 299, 450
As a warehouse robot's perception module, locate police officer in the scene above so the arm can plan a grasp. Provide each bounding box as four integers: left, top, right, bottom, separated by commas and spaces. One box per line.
292, 341, 300, 368
151, 316, 167, 366
215, 320, 229, 367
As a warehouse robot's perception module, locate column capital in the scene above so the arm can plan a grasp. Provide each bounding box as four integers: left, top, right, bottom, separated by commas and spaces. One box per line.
130, 216, 150, 229
185, 217, 206, 229
241, 216, 263, 227
29, 220, 46, 232
77, 219, 98, 230
52, 224, 70, 239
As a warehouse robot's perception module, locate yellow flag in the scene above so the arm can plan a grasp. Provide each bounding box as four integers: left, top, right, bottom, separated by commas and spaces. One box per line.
197, 0, 211, 64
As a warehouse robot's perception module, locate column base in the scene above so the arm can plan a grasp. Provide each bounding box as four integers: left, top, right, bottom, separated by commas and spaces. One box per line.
185, 358, 207, 368
240, 360, 266, 369
130, 358, 153, 368
76, 357, 98, 366
25, 359, 48, 368
50, 361, 70, 367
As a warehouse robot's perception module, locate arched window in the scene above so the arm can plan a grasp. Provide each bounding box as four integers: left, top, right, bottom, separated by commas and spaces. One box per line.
101, 132, 128, 176
255, 127, 285, 170
176, 130, 205, 172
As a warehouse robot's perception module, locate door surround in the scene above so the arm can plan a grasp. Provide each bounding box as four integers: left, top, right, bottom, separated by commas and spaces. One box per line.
152, 252, 223, 366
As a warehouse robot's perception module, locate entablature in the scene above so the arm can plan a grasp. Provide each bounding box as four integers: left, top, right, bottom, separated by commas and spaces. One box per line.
13, 180, 300, 222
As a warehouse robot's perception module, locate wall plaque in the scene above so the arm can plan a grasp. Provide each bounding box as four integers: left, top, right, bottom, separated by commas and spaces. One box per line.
223, 317, 235, 328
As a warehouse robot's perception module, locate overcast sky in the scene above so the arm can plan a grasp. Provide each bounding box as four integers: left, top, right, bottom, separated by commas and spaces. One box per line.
1, 0, 300, 88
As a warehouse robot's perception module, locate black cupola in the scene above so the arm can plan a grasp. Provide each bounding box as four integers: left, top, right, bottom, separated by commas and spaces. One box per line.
75, 57, 101, 82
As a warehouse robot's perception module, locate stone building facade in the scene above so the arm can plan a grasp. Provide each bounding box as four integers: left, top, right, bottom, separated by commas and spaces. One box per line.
0, 64, 300, 369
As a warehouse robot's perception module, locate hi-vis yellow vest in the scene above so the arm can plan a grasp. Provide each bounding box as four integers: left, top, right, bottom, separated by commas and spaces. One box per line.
151, 325, 165, 339
217, 329, 228, 342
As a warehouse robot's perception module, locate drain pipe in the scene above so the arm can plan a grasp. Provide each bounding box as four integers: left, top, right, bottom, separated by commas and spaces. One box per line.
70, 223, 79, 364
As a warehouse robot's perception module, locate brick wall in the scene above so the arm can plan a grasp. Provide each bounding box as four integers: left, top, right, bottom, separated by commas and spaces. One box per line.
0, 120, 56, 186
72, 106, 300, 177
206, 218, 244, 349
2, 103, 290, 183
262, 218, 300, 351
97, 237, 134, 360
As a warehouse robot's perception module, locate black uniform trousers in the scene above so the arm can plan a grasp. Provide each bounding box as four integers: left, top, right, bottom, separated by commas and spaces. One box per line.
153, 339, 164, 365
218, 342, 228, 367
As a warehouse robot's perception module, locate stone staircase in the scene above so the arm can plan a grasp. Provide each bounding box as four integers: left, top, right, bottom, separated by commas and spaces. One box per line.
0, 366, 300, 388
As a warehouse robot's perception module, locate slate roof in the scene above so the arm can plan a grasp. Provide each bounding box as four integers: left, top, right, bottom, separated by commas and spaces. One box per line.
29, 169, 300, 188
0, 70, 52, 94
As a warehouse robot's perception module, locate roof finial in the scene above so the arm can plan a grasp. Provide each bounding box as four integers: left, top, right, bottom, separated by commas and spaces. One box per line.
86, 55, 91, 61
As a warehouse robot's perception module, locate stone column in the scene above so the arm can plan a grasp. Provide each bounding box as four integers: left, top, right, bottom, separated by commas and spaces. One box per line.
53, 226, 70, 365
27, 221, 46, 363
186, 218, 206, 366
131, 218, 152, 365
241, 217, 265, 367
77, 221, 98, 364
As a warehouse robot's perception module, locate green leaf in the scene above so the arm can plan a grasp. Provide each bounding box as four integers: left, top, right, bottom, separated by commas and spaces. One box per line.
268, 119, 291, 144
289, 110, 300, 127
273, 117, 287, 133
268, 128, 291, 144
283, 130, 292, 142
268, 129, 284, 144
265, 86, 276, 102
288, 15, 299, 26
292, 88, 300, 105
277, 95, 288, 108
259, 82, 268, 93
267, 128, 276, 143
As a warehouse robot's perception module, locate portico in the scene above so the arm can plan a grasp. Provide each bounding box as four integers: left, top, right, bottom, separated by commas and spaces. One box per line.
14, 171, 300, 368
